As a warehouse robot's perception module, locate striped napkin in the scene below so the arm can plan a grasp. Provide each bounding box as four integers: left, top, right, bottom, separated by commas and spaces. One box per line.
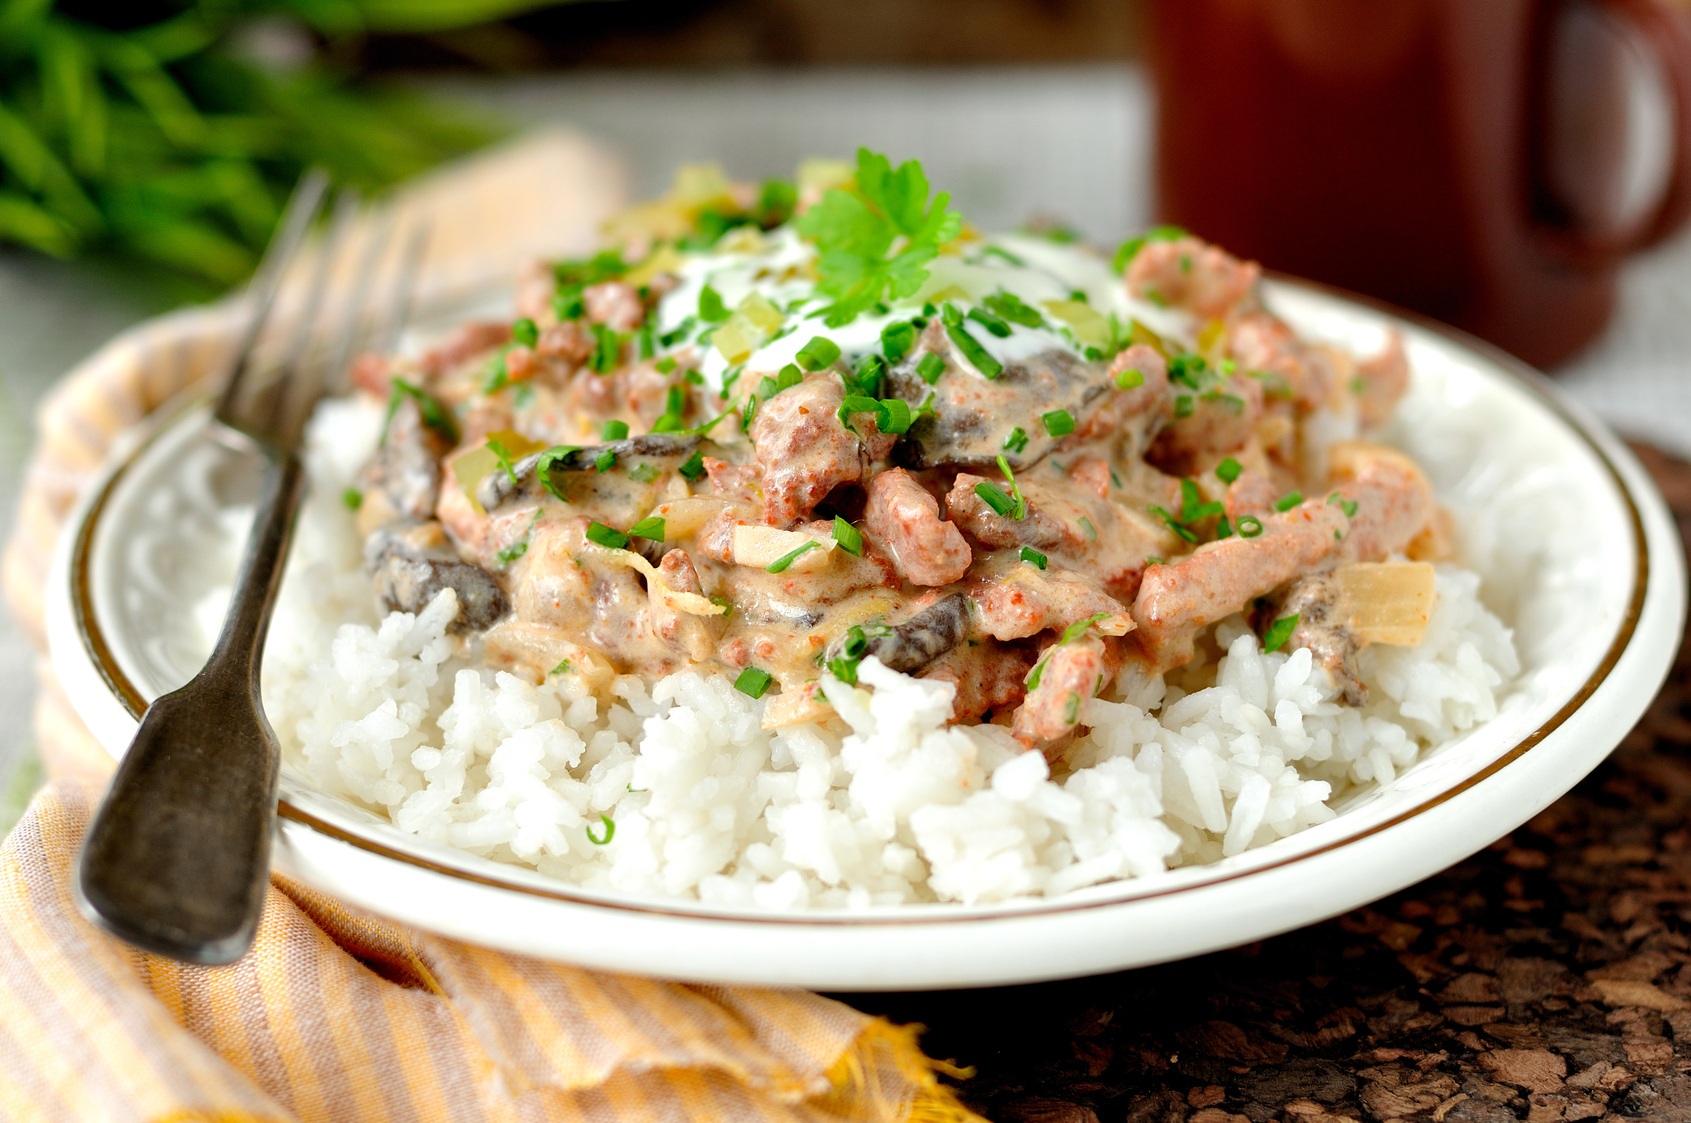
0, 132, 981, 1123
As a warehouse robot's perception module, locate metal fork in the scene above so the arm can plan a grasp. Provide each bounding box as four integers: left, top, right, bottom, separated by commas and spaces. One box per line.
75, 175, 423, 965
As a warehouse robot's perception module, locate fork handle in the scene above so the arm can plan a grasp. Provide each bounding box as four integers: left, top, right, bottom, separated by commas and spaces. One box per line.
76, 450, 304, 964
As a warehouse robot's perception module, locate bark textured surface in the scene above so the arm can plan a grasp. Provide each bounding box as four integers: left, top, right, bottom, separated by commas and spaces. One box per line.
843, 444, 1691, 1123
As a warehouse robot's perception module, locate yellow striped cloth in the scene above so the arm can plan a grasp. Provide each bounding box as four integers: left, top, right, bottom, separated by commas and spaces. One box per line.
0, 132, 983, 1123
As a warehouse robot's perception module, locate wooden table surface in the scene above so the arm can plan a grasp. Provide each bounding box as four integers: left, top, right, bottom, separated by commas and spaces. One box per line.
843, 444, 1691, 1123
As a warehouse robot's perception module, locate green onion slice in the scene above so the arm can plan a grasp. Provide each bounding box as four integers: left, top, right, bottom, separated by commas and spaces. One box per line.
586, 521, 630, 550
766, 541, 820, 573
795, 336, 841, 371
734, 666, 774, 698
1020, 546, 1047, 569
1237, 515, 1264, 538
1263, 613, 1300, 653
1041, 409, 1075, 438
833, 517, 863, 556
629, 516, 665, 541
1275, 491, 1303, 512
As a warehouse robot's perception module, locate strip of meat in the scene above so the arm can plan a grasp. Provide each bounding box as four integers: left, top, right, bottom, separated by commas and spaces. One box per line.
1355, 330, 1409, 428
973, 566, 1130, 642
1226, 311, 1340, 411
1131, 442, 1432, 670
1125, 236, 1259, 319
919, 640, 1037, 724
365, 520, 508, 632
584, 281, 645, 332
1012, 634, 1126, 747
863, 468, 971, 586
1146, 371, 1265, 477
944, 473, 1067, 551
750, 373, 863, 526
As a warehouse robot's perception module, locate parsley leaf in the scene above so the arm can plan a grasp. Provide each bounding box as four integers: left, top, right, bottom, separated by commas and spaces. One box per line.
796, 148, 963, 327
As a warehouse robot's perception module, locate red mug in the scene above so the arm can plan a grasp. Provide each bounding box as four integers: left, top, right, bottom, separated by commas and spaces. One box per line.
1148, 0, 1691, 368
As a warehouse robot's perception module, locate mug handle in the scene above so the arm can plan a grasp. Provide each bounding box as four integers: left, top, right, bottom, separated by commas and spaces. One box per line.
1570, 0, 1691, 254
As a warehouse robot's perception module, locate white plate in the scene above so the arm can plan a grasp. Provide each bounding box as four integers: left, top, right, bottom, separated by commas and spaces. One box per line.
48, 280, 1686, 990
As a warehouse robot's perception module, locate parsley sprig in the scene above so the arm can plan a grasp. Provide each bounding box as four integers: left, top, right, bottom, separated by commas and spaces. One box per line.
795, 148, 963, 328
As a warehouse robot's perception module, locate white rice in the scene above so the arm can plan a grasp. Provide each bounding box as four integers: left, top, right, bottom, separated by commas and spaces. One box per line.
259, 397, 1520, 908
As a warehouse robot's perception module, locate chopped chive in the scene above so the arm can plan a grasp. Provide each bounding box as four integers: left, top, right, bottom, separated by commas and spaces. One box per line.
1003, 426, 1029, 454
659, 316, 697, 348
795, 336, 841, 371
656, 356, 677, 374
826, 657, 860, 685
698, 284, 729, 322
975, 481, 1017, 518
881, 320, 917, 361
1144, 556, 1164, 567
734, 666, 774, 698
1275, 491, 1303, 512
1216, 457, 1242, 484
629, 516, 665, 541
1174, 395, 1194, 419
602, 419, 630, 441
833, 516, 863, 556
550, 659, 571, 675
915, 351, 947, 385
496, 538, 529, 566
1115, 367, 1145, 390
967, 306, 1012, 338
1328, 492, 1359, 518
983, 290, 1045, 328
512, 317, 539, 347
1026, 655, 1049, 690
996, 454, 1027, 519
766, 541, 821, 573
851, 354, 886, 397
1149, 504, 1198, 543
586, 521, 630, 550
710, 595, 734, 617
586, 815, 616, 845
595, 449, 617, 473
1237, 515, 1264, 538
1061, 612, 1113, 644
1079, 516, 1097, 541
1020, 546, 1048, 569
589, 324, 622, 373
1041, 409, 1076, 438
341, 488, 362, 510
878, 398, 913, 435
1216, 516, 1233, 539
678, 450, 706, 480
1263, 613, 1300, 653
1063, 692, 1081, 725
940, 305, 1003, 378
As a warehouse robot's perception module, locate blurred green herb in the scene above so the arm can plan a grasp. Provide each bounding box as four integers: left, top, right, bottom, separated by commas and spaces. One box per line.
0, 2, 569, 297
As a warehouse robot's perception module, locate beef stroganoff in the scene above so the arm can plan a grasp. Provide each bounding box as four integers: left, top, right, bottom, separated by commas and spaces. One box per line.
257, 151, 1518, 908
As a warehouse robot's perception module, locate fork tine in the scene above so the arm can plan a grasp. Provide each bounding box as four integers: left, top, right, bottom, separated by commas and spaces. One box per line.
315, 207, 399, 405
254, 188, 361, 442
216, 170, 329, 424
